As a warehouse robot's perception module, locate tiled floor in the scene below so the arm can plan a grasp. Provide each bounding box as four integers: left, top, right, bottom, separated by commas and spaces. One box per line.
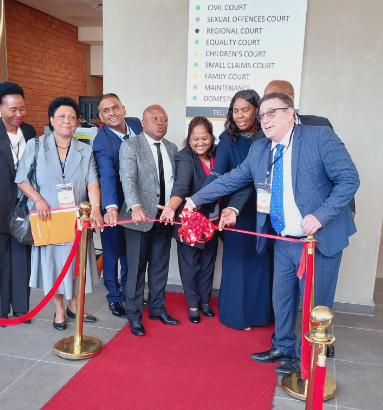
273, 279, 383, 410
1, 279, 383, 409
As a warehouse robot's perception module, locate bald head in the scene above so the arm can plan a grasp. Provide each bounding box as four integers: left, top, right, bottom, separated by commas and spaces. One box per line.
142, 104, 168, 141
264, 80, 295, 101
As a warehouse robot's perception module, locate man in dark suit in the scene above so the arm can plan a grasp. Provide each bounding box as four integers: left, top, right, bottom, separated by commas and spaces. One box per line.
119, 105, 179, 336
186, 93, 359, 375
93, 93, 143, 317
0, 81, 36, 324
262, 80, 355, 218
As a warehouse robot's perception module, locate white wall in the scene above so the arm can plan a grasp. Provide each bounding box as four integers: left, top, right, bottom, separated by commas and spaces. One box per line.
104, 0, 383, 307
299, 0, 383, 306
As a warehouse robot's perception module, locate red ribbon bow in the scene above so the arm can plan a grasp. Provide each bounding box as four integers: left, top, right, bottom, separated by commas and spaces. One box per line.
178, 210, 215, 246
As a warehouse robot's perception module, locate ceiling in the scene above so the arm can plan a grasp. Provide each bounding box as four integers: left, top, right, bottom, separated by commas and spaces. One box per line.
17, 0, 103, 27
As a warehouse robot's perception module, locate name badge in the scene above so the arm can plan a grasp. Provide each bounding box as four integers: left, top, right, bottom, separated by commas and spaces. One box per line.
257, 183, 271, 214
56, 183, 75, 207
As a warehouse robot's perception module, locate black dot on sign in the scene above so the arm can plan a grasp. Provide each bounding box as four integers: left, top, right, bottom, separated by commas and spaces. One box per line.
195, 29, 199, 33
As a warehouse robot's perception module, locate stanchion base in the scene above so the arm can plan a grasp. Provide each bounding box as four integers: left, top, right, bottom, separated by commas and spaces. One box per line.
281, 372, 337, 401
53, 335, 102, 360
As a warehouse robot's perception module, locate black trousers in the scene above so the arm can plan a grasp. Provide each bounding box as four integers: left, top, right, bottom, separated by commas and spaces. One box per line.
177, 232, 218, 308
124, 221, 173, 323
0, 233, 31, 317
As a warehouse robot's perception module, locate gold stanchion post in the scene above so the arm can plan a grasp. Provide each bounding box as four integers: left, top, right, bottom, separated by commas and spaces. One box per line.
281, 235, 337, 402
305, 306, 337, 408
54, 202, 102, 360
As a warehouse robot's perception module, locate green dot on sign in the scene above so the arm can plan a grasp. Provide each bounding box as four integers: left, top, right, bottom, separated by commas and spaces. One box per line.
195, 40, 199, 45
196, 5, 200, 10
194, 63, 198, 67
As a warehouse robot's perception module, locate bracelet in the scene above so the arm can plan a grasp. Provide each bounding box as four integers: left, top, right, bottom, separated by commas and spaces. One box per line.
91, 204, 101, 207
34, 196, 43, 204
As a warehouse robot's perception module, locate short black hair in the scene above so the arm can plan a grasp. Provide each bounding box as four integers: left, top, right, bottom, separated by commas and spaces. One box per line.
225, 89, 260, 144
48, 96, 80, 131
258, 92, 294, 110
0, 81, 25, 104
99, 93, 121, 108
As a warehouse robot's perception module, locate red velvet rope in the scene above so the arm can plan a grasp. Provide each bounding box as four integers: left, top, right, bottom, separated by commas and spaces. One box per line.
313, 364, 327, 410
0, 212, 312, 327
301, 249, 315, 380
0, 228, 83, 326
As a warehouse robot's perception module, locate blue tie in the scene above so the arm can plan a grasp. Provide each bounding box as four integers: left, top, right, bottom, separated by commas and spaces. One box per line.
271, 144, 285, 234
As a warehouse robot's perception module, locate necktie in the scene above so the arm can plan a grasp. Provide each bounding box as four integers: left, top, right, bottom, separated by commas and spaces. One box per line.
122, 134, 129, 141
270, 144, 285, 234
154, 143, 165, 206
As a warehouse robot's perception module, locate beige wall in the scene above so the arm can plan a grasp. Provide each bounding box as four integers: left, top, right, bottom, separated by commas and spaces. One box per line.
104, 0, 383, 307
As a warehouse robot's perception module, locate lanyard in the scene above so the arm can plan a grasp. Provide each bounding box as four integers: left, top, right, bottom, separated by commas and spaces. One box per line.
264, 125, 295, 184
10, 141, 20, 169
56, 143, 71, 182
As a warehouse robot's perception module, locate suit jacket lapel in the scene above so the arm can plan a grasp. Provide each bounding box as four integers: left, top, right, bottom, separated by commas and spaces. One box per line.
64, 138, 83, 183
138, 133, 159, 184
0, 118, 17, 179
291, 125, 302, 195
44, 134, 68, 183
162, 138, 175, 175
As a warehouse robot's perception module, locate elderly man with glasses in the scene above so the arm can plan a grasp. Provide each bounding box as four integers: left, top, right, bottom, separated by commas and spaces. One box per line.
184, 92, 359, 376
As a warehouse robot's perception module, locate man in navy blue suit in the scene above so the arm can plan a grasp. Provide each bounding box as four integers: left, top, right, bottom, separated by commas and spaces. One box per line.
186, 92, 359, 375
93, 93, 143, 317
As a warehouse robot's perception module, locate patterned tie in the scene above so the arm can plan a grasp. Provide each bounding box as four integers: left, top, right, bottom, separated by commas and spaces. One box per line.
271, 144, 285, 234
122, 134, 129, 141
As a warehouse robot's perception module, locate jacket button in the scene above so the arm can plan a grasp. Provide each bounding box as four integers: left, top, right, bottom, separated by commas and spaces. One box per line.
157, 194, 160, 197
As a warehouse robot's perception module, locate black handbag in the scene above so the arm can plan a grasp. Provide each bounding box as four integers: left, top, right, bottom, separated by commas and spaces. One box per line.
10, 137, 40, 245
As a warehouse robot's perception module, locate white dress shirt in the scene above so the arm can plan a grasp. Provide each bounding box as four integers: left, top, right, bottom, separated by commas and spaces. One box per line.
7, 127, 26, 169
271, 126, 306, 237
7, 127, 26, 198
144, 133, 173, 206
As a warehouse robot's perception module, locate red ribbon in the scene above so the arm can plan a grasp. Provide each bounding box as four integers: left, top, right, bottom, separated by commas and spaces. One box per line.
178, 210, 215, 245
0, 228, 83, 326
313, 364, 327, 410
301, 247, 315, 380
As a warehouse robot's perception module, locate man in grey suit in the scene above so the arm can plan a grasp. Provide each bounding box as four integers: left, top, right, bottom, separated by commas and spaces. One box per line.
119, 105, 179, 336
185, 93, 359, 374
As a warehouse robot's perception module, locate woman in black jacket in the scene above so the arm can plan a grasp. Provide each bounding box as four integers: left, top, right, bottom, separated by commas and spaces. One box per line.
159, 116, 218, 323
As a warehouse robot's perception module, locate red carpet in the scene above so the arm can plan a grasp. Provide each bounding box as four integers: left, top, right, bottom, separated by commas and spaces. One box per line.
43, 293, 277, 410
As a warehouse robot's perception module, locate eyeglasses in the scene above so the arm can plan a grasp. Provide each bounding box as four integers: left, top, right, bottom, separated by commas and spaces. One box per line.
256, 107, 287, 122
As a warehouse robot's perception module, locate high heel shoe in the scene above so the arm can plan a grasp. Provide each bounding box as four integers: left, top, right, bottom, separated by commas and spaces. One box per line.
53, 313, 67, 331
66, 307, 97, 323
189, 309, 200, 324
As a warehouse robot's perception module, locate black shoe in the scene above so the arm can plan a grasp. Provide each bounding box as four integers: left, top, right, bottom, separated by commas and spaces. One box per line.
108, 302, 126, 318
13, 312, 31, 324
250, 347, 294, 364
189, 309, 200, 324
66, 307, 97, 323
198, 303, 214, 317
327, 344, 335, 358
274, 357, 301, 375
149, 312, 179, 325
53, 313, 67, 331
130, 319, 145, 336
0, 315, 8, 328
